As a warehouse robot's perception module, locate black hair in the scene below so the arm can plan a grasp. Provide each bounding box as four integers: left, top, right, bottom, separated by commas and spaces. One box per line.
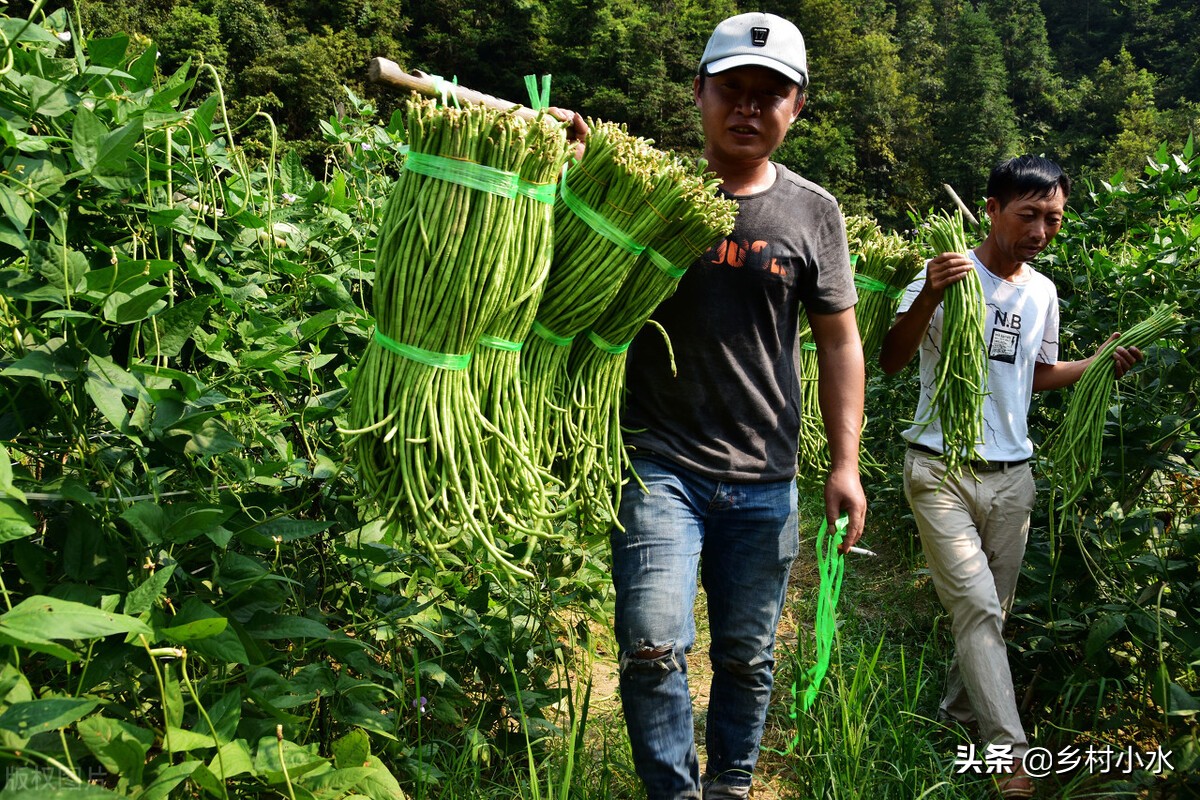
986, 155, 1071, 208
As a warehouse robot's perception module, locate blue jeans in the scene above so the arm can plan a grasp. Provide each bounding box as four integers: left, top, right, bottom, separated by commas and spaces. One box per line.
611, 454, 799, 800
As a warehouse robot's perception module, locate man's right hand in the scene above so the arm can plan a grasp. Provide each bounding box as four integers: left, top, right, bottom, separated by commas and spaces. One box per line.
919, 252, 974, 304
878, 252, 974, 375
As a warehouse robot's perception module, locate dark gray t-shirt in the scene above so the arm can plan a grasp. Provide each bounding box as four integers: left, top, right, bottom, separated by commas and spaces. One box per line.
623, 163, 856, 482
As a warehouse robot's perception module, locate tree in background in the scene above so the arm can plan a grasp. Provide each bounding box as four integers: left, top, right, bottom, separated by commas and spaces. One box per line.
52, 0, 1200, 220
980, 0, 1062, 148
928, 1, 1020, 204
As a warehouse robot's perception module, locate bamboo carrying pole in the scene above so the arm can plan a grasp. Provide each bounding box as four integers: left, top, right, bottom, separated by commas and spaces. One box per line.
368, 57, 538, 121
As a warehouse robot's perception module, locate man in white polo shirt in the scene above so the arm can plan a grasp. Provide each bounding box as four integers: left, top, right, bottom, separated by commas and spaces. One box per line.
879, 155, 1142, 798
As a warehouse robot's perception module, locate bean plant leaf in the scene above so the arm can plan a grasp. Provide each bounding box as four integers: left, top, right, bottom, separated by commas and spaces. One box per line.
144, 296, 211, 358
0, 596, 153, 642
2, 338, 80, 381
0, 444, 25, 502
0, 697, 99, 737
332, 728, 371, 769
159, 617, 228, 642
253, 736, 328, 782
1085, 613, 1127, 660
87, 34, 129, 68
247, 615, 337, 640
72, 106, 106, 171
124, 563, 177, 616
174, 416, 243, 456
205, 739, 256, 780
77, 714, 153, 786
302, 767, 378, 796
278, 149, 315, 195
102, 284, 170, 323
172, 598, 248, 664
121, 502, 167, 544
12, 73, 74, 118
96, 119, 144, 173
0, 184, 34, 232
0, 784, 123, 799
138, 760, 202, 800
86, 356, 145, 435
0, 499, 35, 544
28, 240, 89, 290
354, 755, 408, 800
165, 726, 216, 753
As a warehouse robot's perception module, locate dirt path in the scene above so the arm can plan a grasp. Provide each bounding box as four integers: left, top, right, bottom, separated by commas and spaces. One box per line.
585, 560, 818, 799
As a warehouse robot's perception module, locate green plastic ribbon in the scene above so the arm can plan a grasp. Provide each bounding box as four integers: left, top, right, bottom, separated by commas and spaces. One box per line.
403, 151, 556, 204
428, 73, 462, 109
404, 151, 520, 198
524, 73, 552, 111
586, 330, 631, 354
478, 334, 523, 352
799, 513, 847, 711
517, 179, 558, 204
801, 341, 817, 352
373, 330, 470, 370
559, 166, 646, 256
646, 247, 687, 278
854, 272, 904, 300
531, 321, 574, 347
766, 513, 848, 758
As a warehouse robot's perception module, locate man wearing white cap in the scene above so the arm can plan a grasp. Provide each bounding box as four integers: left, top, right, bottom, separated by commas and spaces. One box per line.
611, 12, 867, 799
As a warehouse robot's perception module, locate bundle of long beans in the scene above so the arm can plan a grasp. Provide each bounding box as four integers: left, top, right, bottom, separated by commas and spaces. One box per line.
796, 330, 827, 480
796, 217, 921, 483
522, 122, 689, 473
563, 155, 737, 532
469, 119, 573, 536
1042, 302, 1182, 506
852, 224, 924, 361
917, 209, 988, 478
345, 98, 569, 577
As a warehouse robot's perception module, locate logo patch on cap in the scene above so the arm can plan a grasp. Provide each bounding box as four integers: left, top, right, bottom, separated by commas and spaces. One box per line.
751, 27, 769, 46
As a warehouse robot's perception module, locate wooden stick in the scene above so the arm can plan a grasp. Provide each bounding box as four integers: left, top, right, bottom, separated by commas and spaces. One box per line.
368, 57, 537, 121
942, 183, 981, 229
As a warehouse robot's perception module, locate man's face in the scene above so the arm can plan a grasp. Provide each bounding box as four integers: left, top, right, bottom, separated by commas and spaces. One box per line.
986, 187, 1067, 264
693, 66, 803, 168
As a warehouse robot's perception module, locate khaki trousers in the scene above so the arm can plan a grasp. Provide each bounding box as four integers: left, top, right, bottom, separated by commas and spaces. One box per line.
903, 448, 1035, 758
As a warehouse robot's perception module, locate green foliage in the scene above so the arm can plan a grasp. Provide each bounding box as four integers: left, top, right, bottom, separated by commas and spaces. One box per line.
0, 9, 611, 796
1011, 139, 1200, 783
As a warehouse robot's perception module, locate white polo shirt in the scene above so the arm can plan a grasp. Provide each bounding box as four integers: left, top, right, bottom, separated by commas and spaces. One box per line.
899, 250, 1060, 461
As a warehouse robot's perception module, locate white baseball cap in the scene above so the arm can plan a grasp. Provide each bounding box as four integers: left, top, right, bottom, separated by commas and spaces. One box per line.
699, 12, 808, 90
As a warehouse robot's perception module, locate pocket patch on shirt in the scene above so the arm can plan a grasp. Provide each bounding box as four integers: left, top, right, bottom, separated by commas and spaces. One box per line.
988, 328, 1019, 364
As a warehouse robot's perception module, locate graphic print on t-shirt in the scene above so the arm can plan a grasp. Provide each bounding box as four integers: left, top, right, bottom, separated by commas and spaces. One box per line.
987, 306, 1021, 364
704, 237, 788, 277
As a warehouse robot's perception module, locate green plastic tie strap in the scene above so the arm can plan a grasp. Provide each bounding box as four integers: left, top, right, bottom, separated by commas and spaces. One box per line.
429, 73, 462, 109
854, 272, 904, 300
374, 330, 470, 370
517, 179, 559, 204
479, 334, 523, 352
586, 330, 632, 354
405, 151, 520, 198
532, 321, 574, 347
800, 514, 847, 711
801, 341, 817, 352
646, 247, 687, 278
559, 166, 646, 256
524, 73, 552, 111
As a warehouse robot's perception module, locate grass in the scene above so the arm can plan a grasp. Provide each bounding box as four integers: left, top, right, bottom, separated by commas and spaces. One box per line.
400, 485, 1191, 799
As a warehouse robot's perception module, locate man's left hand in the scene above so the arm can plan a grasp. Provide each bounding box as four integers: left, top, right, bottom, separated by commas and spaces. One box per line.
1100, 332, 1144, 378
825, 466, 867, 554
